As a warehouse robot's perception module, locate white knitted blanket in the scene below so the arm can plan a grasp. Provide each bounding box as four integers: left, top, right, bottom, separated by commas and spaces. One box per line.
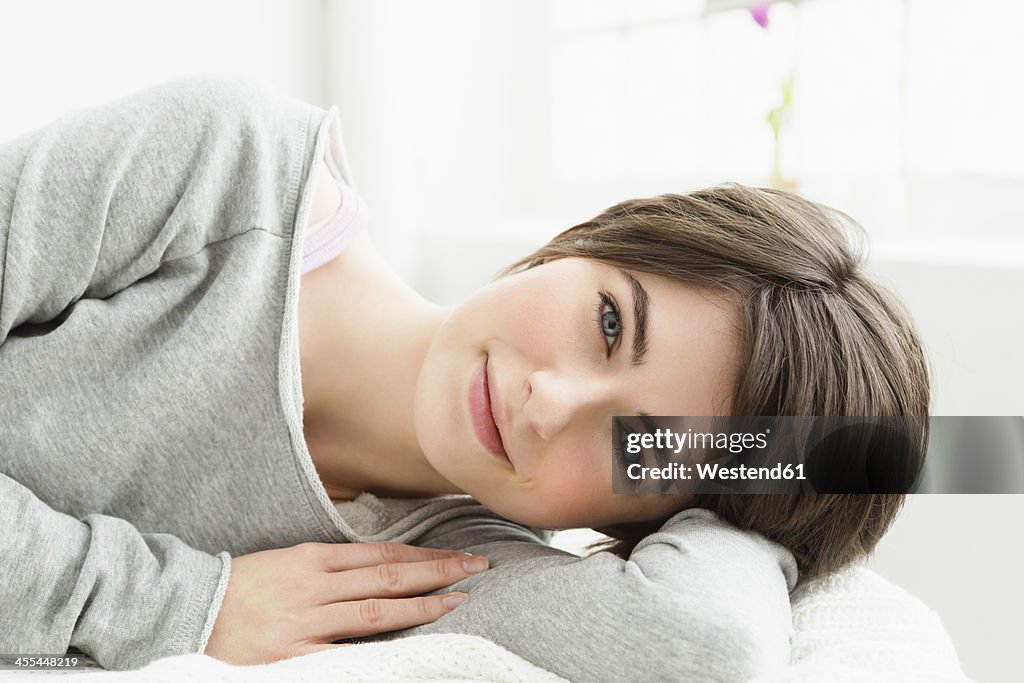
751, 563, 971, 683
0, 565, 968, 682
13, 634, 565, 683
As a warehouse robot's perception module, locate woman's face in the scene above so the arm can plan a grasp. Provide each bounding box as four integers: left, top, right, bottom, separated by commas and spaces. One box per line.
413, 256, 741, 530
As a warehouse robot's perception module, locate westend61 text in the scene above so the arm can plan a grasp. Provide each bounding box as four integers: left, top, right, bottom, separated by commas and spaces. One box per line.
627, 462, 807, 481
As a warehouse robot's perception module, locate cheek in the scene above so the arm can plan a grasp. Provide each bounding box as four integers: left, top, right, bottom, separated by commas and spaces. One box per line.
496, 277, 586, 360
533, 445, 616, 526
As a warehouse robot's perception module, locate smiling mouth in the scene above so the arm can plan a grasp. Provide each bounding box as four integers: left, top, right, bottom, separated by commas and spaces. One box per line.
485, 358, 511, 460
469, 355, 511, 463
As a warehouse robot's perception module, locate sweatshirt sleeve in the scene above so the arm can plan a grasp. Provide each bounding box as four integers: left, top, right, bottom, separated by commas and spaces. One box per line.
399, 508, 798, 683
0, 473, 232, 670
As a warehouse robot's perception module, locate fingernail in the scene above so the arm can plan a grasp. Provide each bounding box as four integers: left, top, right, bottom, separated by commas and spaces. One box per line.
442, 593, 466, 610
462, 556, 489, 573
463, 551, 474, 556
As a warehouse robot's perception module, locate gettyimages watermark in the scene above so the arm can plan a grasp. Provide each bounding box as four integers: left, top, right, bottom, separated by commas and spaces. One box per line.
611, 416, 1024, 494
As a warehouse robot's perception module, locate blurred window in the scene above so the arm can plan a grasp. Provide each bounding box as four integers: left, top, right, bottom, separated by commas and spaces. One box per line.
543, 0, 1024, 240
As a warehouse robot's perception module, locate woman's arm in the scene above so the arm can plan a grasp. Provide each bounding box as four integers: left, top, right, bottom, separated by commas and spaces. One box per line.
395, 509, 798, 683
0, 472, 230, 668
0, 472, 491, 670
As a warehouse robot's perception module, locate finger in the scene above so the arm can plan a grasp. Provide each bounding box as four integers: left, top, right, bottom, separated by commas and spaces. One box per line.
324, 555, 489, 603
311, 542, 470, 572
313, 592, 468, 640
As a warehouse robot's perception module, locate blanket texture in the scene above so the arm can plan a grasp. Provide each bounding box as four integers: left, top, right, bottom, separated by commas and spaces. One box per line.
750, 564, 971, 683
2, 635, 567, 683
0, 565, 967, 682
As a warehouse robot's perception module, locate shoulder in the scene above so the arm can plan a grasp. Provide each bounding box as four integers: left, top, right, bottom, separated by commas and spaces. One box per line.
147, 73, 282, 109
132, 73, 320, 143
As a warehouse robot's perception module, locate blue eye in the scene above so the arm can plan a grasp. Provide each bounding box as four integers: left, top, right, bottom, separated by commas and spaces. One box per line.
618, 428, 641, 464
594, 292, 623, 356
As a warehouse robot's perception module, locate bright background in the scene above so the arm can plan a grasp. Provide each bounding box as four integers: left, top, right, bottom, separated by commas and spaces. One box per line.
2, 1, 1021, 680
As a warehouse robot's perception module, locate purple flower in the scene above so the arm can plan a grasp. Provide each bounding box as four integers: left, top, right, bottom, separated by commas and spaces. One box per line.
749, 1, 771, 29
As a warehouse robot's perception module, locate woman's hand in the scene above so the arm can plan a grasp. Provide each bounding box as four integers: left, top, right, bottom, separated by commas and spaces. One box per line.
202, 541, 488, 665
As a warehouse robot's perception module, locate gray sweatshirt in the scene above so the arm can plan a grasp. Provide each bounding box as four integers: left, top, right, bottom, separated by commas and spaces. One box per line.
0, 75, 797, 682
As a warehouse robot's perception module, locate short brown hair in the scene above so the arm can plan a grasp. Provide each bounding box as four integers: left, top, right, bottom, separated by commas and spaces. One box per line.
498, 183, 931, 579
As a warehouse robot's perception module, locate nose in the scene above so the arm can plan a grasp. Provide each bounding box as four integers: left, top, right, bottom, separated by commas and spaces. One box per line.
523, 368, 619, 441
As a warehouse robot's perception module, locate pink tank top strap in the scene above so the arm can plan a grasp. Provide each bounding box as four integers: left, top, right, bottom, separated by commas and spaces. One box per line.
301, 182, 368, 275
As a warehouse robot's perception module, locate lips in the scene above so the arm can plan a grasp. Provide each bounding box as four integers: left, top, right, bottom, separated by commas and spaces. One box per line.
469, 356, 510, 463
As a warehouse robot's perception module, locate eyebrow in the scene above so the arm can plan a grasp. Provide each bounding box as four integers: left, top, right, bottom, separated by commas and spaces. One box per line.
619, 268, 650, 368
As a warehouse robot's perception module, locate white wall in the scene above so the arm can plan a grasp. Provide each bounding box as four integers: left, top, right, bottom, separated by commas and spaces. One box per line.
866, 254, 1024, 416
321, 0, 545, 282
0, 0, 329, 139
869, 495, 1024, 683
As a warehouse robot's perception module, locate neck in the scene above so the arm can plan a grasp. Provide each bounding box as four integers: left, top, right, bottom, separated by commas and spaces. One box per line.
300, 245, 462, 500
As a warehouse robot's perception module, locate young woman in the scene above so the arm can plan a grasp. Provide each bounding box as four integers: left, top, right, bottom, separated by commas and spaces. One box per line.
0, 75, 928, 677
